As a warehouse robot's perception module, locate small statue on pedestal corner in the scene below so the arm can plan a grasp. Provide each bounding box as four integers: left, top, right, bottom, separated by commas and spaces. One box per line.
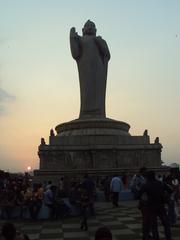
50, 129, 55, 137
154, 137, 159, 144
41, 138, 46, 145
143, 129, 148, 136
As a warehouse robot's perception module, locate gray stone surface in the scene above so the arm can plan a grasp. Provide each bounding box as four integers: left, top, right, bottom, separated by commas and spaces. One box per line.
38, 144, 162, 171
55, 118, 130, 136
70, 20, 110, 119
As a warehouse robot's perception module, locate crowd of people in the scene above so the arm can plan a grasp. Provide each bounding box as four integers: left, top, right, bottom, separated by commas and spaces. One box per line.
0, 168, 180, 239
0, 172, 97, 221
131, 167, 180, 240
0, 172, 43, 220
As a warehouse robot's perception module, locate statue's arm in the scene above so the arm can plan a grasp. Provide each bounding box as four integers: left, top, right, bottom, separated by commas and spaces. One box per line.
70, 27, 81, 60
95, 36, 110, 62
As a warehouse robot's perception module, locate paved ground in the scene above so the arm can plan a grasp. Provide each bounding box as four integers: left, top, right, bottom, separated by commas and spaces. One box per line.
0, 201, 180, 240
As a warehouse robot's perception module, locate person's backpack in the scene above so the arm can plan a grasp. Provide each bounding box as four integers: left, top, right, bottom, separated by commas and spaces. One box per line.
130, 175, 145, 198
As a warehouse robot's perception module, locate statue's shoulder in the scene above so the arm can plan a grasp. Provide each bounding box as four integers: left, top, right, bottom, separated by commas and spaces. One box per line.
96, 35, 104, 41
95, 36, 107, 46
96, 36, 107, 44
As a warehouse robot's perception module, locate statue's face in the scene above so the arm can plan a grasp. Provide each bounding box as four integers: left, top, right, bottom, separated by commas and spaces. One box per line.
83, 21, 96, 36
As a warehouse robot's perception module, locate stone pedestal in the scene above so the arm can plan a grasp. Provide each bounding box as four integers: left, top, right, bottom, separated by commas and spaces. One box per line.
34, 118, 162, 181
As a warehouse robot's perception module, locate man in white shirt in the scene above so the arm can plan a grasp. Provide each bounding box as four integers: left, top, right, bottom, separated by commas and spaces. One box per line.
110, 175, 123, 207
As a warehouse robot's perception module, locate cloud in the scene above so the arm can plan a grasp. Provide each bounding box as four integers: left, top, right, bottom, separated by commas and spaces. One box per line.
0, 88, 16, 116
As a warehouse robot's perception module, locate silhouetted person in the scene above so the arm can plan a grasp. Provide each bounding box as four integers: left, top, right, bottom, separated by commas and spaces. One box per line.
130, 167, 146, 199
1, 222, 16, 240
95, 227, 112, 240
139, 170, 172, 240
101, 176, 111, 201
82, 174, 96, 215
79, 184, 90, 231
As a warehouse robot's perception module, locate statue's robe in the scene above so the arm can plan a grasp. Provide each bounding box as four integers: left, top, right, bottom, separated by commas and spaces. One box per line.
70, 34, 110, 119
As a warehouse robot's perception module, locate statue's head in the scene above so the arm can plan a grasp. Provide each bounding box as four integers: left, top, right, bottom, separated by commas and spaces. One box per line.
82, 20, 96, 36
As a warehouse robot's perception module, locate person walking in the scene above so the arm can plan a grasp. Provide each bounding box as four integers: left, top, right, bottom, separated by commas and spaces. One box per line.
82, 174, 96, 216
79, 184, 90, 231
110, 175, 123, 207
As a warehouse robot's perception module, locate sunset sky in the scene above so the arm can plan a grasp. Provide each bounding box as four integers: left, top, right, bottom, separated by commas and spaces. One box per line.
0, 0, 180, 172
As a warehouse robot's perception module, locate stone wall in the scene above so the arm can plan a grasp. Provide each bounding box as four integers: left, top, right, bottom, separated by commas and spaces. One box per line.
39, 145, 161, 171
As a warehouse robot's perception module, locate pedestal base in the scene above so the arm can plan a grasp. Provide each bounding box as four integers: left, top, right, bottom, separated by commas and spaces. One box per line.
37, 118, 162, 176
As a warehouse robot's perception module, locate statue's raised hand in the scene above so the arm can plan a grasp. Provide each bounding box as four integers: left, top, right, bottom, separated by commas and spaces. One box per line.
70, 27, 78, 38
